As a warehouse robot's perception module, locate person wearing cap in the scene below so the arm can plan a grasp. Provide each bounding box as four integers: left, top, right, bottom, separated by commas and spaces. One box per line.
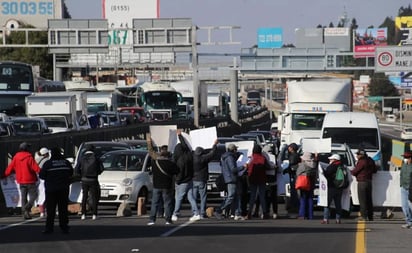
35, 147, 51, 218
399, 151, 412, 229
321, 153, 344, 224
351, 148, 377, 221
39, 147, 73, 234
214, 143, 245, 219
3, 142, 41, 220
296, 152, 318, 220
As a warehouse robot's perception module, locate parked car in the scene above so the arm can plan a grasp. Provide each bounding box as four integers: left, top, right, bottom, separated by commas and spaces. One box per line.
401, 127, 412, 140
98, 149, 153, 208
9, 117, 52, 136
73, 141, 131, 168
98, 111, 125, 127
0, 121, 16, 137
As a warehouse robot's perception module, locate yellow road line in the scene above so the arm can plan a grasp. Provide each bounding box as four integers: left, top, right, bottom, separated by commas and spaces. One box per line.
355, 220, 366, 253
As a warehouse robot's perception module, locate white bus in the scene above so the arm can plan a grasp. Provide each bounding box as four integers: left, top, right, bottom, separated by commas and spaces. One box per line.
320, 112, 382, 168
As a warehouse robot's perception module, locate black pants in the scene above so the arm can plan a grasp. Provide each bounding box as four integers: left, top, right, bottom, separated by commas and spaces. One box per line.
357, 180, 374, 220
45, 188, 69, 231
81, 181, 100, 215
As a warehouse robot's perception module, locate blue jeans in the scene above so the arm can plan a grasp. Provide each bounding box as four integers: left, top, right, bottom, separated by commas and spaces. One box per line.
149, 188, 174, 222
173, 181, 199, 216
401, 187, 412, 225
218, 183, 237, 214
191, 181, 207, 216
298, 189, 314, 219
249, 183, 267, 216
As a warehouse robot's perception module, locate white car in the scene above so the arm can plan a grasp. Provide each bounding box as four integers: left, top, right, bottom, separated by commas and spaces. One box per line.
401, 127, 412, 140
98, 149, 153, 208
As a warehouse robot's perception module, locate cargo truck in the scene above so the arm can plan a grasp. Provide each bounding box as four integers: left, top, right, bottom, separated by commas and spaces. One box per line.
277, 79, 352, 147
25, 92, 90, 133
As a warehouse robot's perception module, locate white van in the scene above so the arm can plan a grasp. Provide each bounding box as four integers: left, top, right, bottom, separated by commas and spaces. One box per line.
320, 112, 382, 168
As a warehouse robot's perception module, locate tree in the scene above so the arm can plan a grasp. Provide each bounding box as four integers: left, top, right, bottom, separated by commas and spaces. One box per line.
369, 73, 400, 109
0, 24, 53, 79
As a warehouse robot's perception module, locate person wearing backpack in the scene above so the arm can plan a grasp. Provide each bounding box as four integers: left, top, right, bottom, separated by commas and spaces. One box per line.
321, 153, 344, 224
75, 144, 103, 220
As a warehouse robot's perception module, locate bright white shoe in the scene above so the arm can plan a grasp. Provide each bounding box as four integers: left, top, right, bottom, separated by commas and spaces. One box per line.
171, 215, 178, 221
234, 215, 245, 221
92, 215, 97, 220
147, 221, 155, 226
81, 214, 86, 220
189, 215, 201, 221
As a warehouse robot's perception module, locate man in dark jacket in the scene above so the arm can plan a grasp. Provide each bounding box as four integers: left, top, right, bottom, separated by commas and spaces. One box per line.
214, 143, 245, 219
192, 139, 218, 219
171, 129, 199, 221
351, 148, 377, 221
147, 133, 178, 225
75, 144, 103, 220
39, 147, 73, 234
3, 142, 41, 220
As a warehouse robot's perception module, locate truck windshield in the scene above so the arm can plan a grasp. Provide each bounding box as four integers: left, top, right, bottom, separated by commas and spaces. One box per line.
144, 91, 179, 109
292, 113, 324, 130
322, 127, 379, 150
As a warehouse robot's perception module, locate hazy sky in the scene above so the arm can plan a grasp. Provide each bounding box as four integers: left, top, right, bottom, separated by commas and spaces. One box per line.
65, 0, 410, 47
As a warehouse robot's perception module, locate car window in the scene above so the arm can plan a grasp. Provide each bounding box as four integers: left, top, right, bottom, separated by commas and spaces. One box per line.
101, 153, 147, 171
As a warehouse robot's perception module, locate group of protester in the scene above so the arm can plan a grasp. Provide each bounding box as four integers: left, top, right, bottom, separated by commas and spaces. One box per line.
285, 142, 379, 224
4, 130, 412, 232
1, 142, 102, 234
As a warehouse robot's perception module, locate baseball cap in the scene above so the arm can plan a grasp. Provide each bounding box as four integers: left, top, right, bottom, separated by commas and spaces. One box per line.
227, 143, 238, 151
356, 149, 366, 156
19, 142, 31, 151
39, 147, 50, 156
402, 151, 412, 158
328, 154, 341, 161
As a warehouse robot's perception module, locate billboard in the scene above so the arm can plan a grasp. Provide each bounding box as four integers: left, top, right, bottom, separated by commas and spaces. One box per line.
257, 28, 283, 48
354, 28, 387, 58
103, 0, 159, 46
395, 16, 412, 45
324, 27, 351, 51
0, 0, 63, 28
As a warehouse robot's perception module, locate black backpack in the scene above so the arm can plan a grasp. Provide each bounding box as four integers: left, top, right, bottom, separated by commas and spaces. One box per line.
81, 154, 101, 178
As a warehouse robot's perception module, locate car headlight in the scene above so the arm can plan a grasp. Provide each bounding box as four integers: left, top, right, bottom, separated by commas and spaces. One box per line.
122, 178, 133, 186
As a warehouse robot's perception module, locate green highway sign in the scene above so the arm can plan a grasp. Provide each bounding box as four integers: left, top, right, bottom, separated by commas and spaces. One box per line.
368, 96, 383, 102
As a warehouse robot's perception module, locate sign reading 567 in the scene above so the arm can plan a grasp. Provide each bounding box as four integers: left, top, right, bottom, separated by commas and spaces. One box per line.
1, 1, 53, 15
108, 30, 129, 45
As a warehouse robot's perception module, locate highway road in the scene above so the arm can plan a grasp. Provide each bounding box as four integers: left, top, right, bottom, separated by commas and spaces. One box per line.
1, 204, 411, 253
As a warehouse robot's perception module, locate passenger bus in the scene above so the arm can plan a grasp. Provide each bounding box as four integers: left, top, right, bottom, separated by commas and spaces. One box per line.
0, 61, 38, 116
321, 111, 382, 168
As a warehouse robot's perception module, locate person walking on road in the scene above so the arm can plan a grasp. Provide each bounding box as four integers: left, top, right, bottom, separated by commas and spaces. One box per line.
39, 147, 73, 234
146, 133, 178, 225
399, 151, 412, 229
351, 148, 377, 221
75, 144, 103, 220
192, 139, 218, 219
297, 152, 317, 220
321, 154, 344, 224
2, 142, 41, 220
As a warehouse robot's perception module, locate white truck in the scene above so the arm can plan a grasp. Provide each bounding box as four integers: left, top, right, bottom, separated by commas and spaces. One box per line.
86, 91, 119, 113
277, 79, 352, 148
25, 92, 90, 133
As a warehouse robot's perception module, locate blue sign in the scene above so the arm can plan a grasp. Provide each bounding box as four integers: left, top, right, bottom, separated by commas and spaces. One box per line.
257, 28, 283, 48
1, 1, 53, 16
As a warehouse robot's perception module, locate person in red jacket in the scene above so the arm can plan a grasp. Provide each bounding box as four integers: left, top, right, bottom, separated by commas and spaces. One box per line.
246, 145, 270, 219
3, 142, 41, 219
